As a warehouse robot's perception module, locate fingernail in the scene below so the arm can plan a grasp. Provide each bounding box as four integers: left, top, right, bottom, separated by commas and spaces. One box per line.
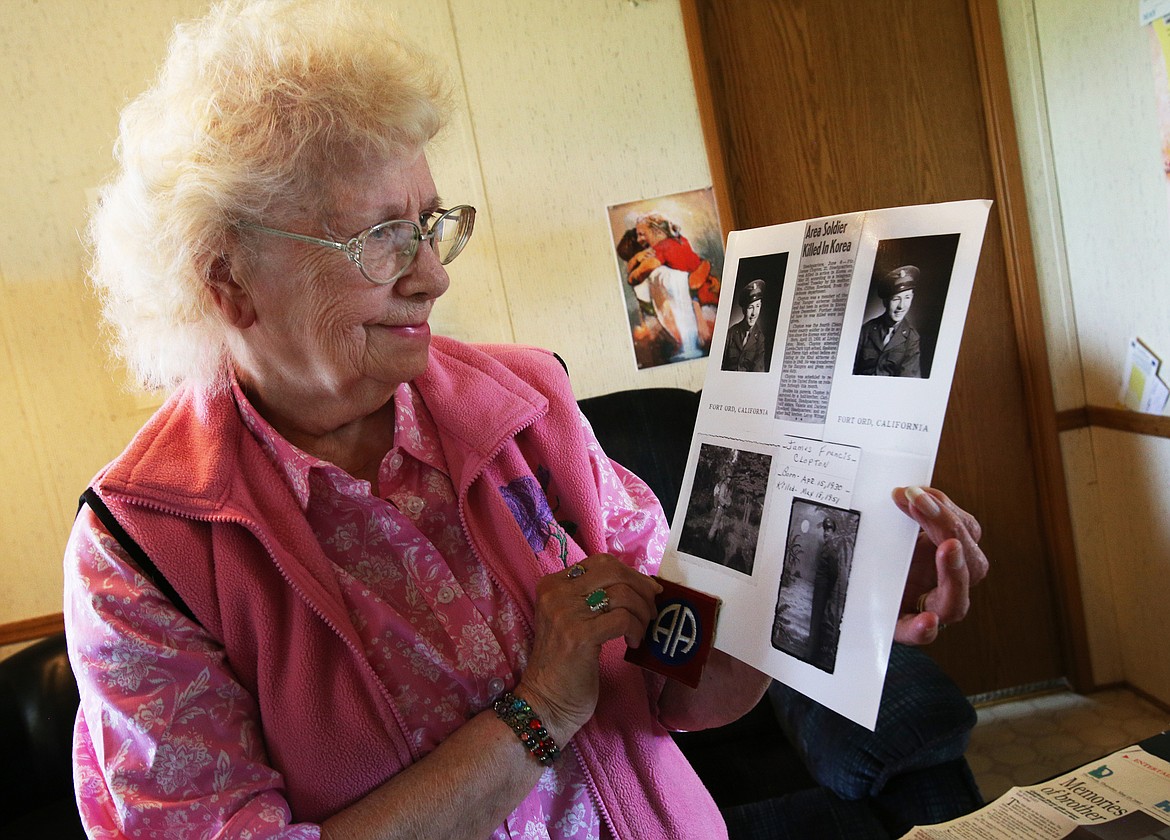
949, 542, 965, 570
906, 486, 940, 516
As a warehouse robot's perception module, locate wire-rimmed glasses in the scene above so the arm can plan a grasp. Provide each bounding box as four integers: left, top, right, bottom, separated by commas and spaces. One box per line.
239, 204, 475, 285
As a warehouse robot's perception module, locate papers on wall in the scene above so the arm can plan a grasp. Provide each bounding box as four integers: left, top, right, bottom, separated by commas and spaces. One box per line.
1120, 337, 1169, 414
1145, 11, 1170, 237
1140, 0, 1170, 27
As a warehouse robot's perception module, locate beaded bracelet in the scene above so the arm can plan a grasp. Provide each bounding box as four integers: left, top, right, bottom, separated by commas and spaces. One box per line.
492, 691, 561, 766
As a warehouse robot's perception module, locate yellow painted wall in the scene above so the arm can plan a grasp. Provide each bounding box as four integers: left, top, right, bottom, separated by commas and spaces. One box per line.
1, 0, 210, 628
1001, 0, 1170, 704
0, 0, 711, 629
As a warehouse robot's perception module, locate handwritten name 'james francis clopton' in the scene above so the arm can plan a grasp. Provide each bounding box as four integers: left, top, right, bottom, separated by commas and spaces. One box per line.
780, 439, 860, 471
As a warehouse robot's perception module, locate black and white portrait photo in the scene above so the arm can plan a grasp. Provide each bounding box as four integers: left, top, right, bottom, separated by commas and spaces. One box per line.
852, 233, 959, 379
720, 252, 786, 373
678, 442, 771, 575
771, 500, 861, 673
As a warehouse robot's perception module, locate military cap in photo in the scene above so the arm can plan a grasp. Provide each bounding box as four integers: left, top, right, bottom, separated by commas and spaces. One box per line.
880, 265, 920, 298
739, 278, 766, 307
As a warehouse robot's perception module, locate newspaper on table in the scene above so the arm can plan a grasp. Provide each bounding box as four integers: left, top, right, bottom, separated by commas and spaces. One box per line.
901, 732, 1170, 839
658, 199, 991, 729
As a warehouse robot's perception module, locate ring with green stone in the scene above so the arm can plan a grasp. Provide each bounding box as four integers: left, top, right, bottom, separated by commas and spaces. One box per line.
585, 588, 610, 614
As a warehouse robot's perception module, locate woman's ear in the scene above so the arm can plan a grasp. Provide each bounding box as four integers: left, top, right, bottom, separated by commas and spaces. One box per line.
208, 253, 256, 329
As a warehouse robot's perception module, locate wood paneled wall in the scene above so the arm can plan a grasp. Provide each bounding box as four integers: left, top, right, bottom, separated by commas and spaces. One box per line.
680, 0, 1089, 694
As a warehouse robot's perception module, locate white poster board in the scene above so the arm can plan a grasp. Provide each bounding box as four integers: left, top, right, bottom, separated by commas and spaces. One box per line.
660, 199, 991, 728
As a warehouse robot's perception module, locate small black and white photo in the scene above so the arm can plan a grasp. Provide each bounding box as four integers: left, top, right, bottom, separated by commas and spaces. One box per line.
677, 442, 771, 575
771, 500, 860, 673
720, 252, 787, 373
852, 233, 959, 379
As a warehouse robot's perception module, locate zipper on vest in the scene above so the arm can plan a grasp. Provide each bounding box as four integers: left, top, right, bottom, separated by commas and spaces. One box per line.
452, 412, 621, 839
453, 411, 544, 645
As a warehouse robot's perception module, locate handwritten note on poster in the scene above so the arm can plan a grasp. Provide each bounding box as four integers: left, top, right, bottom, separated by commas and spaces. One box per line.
775, 438, 861, 508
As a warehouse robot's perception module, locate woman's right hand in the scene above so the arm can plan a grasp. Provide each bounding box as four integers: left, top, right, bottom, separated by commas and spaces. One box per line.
514, 553, 661, 743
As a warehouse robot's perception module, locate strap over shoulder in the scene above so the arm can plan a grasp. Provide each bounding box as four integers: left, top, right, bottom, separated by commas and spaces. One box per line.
77, 487, 200, 626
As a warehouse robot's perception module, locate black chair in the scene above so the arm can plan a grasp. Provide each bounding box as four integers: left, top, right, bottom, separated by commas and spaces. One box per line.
0, 633, 87, 838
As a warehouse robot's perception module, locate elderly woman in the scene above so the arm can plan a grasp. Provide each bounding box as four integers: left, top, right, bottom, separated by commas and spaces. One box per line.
65, 2, 987, 838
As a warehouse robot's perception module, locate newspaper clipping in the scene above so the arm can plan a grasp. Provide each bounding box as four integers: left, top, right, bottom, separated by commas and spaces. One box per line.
903, 733, 1170, 839
659, 199, 991, 728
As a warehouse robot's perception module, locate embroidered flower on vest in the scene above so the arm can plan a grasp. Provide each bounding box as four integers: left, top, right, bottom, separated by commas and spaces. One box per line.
500, 474, 569, 567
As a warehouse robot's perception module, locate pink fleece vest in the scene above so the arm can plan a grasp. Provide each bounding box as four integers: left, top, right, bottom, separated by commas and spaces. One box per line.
91, 338, 726, 839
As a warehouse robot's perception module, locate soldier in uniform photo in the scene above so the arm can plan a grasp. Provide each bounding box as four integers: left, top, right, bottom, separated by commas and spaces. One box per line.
707, 470, 734, 543
853, 265, 922, 377
806, 511, 852, 663
721, 278, 768, 372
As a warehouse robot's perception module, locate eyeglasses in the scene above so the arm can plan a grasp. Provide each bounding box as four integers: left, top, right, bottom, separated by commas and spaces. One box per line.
239, 204, 475, 285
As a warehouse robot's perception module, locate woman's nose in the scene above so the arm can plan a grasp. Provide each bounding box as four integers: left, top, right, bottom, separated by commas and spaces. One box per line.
396, 242, 451, 300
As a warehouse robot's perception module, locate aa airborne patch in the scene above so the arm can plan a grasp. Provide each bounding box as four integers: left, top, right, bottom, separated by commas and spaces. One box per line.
624, 577, 721, 688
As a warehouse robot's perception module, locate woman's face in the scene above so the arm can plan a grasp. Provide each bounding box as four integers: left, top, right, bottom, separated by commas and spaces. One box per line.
227, 150, 450, 426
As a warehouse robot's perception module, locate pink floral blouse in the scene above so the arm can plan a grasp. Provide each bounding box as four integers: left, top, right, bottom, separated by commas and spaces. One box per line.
65, 380, 669, 839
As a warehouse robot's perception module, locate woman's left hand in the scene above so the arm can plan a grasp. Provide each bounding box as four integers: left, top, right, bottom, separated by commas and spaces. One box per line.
890, 485, 988, 645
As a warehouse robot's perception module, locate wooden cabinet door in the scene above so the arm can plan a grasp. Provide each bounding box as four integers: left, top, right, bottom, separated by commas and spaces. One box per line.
683, 0, 1087, 694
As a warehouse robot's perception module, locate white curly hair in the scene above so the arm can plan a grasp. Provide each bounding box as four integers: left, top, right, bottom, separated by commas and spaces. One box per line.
88, 0, 450, 391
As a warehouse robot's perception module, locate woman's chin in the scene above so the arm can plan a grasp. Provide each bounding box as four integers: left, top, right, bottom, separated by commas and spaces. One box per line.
362, 342, 431, 389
